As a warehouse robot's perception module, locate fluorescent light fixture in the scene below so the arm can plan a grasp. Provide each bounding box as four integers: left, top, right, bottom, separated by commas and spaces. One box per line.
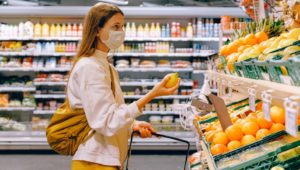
97, 0, 129, 5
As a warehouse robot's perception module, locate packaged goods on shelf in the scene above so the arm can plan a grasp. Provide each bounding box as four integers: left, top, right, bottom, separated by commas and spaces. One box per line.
0, 93, 35, 108
32, 116, 49, 131
0, 117, 27, 131
0, 76, 33, 87
115, 59, 192, 69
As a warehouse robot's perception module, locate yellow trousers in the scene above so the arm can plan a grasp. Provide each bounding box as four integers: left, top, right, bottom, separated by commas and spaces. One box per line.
72, 160, 118, 170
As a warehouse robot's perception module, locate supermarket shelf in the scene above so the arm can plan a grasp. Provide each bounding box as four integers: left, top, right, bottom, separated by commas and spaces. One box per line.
0, 67, 35, 72
0, 51, 76, 56
34, 94, 65, 99
0, 6, 247, 18
0, 37, 223, 42
117, 67, 193, 72
35, 67, 71, 72
0, 131, 196, 150
143, 111, 178, 115
33, 81, 193, 87
112, 52, 215, 57
120, 81, 193, 87
193, 70, 207, 74
32, 110, 178, 115
0, 107, 35, 111
0, 37, 80, 41
33, 110, 55, 115
33, 81, 67, 86
124, 95, 190, 100
34, 94, 189, 100
0, 86, 36, 92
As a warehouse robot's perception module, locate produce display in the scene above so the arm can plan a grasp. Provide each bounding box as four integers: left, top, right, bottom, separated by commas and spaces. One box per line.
0, 93, 35, 108
217, 18, 300, 86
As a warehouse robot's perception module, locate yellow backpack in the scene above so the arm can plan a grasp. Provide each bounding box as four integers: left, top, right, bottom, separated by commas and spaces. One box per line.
46, 64, 115, 155
46, 99, 94, 155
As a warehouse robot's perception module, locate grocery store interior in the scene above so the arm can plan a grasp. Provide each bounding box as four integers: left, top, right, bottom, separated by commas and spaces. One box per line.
0, 0, 300, 170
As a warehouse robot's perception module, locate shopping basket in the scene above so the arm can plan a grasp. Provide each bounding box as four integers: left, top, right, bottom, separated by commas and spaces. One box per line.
126, 131, 191, 170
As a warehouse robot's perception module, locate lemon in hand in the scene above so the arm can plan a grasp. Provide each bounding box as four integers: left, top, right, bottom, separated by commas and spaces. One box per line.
165, 73, 179, 88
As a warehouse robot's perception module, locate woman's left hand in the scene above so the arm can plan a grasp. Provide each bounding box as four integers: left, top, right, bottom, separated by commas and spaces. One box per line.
132, 121, 156, 138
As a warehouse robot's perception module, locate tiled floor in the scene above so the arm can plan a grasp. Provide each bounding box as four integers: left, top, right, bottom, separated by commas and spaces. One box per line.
0, 154, 187, 170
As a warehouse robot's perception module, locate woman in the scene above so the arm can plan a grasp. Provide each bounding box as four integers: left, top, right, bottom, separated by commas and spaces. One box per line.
68, 3, 180, 170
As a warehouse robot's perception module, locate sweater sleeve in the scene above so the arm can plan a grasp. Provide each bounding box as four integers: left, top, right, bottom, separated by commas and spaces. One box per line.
75, 62, 141, 137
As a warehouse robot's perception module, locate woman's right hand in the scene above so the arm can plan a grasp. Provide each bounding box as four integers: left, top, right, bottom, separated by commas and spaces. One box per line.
149, 74, 181, 98
136, 74, 180, 111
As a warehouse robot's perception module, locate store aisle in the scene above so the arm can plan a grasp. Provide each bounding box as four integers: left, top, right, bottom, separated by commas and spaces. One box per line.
0, 154, 186, 170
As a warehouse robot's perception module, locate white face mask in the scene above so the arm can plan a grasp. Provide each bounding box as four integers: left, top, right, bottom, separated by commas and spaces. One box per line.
101, 29, 125, 50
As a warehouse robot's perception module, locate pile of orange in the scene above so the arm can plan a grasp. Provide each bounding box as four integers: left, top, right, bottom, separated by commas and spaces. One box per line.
207, 105, 287, 156
219, 31, 269, 58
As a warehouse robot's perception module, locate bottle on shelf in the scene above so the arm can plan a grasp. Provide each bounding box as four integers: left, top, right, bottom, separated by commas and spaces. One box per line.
56, 24, 62, 37
166, 23, 170, 37
42, 22, 49, 37
150, 22, 156, 38
176, 22, 180, 37
18, 22, 24, 37
61, 23, 66, 37
171, 22, 176, 37
66, 23, 72, 37
186, 22, 193, 38
137, 24, 144, 38
161, 24, 166, 38
144, 23, 149, 38
78, 23, 83, 37
72, 23, 78, 37
50, 24, 56, 37
131, 22, 136, 38
125, 22, 131, 37
155, 22, 161, 38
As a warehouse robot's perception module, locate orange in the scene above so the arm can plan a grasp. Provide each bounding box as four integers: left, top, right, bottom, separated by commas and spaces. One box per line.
212, 132, 229, 145
220, 45, 229, 56
227, 42, 239, 55
227, 140, 242, 151
241, 135, 256, 146
210, 144, 228, 156
255, 31, 269, 43
206, 131, 217, 143
270, 123, 285, 133
244, 34, 258, 46
256, 102, 263, 111
248, 112, 257, 118
242, 121, 259, 135
245, 116, 258, 124
236, 38, 245, 46
232, 117, 240, 124
270, 106, 285, 124
225, 125, 244, 141
257, 116, 273, 129
205, 124, 216, 132
256, 129, 271, 140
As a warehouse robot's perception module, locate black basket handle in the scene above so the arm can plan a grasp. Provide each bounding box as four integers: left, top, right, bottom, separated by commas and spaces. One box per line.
126, 131, 190, 170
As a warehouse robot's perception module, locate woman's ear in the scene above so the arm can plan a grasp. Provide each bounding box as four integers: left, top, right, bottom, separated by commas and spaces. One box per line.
96, 27, 102, 39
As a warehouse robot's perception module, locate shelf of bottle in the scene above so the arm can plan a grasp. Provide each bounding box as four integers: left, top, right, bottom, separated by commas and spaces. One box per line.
0, 67, 194, 73
116, 67, 193, 72
0, 36, 223, 42
124, 95, 190, 99
33, 94, 189, 100
0, 86, 36, 92
33, 81, 193, 87
32, 110, 178, 115
112, 52, 216, 57
0, 51, 216, 57
0, 51, 76, 56
0, 107, 35, 111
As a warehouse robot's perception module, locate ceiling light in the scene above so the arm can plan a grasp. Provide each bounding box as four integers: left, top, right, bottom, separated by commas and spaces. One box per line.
97, 0, 129, 5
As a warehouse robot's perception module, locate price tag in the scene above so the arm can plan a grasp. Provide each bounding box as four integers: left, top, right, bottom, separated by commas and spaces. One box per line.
248, 88, 256, 112
284, 99, 299, 137
280, 75, 294, 86
222, 79, 226, 96
262, 73, 270, 81
261, 91, 272, 121
228, 81, 232, 98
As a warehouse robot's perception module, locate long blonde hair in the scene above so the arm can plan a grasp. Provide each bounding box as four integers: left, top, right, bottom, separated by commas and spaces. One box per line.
72, 2, 123, 68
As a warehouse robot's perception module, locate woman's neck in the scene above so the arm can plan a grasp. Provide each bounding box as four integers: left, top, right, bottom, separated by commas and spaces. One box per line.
96, 42, 109, 53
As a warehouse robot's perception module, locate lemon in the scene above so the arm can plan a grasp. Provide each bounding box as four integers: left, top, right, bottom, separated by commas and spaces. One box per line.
287, 28, 300, 39
165, 73, 179, 88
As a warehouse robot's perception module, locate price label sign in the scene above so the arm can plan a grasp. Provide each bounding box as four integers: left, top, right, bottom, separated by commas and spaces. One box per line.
261, 91, 272, 121
284, 99, 299, 137
248, 88, 256, 112
280, 75, 294, 86
228, 81, 232, 98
